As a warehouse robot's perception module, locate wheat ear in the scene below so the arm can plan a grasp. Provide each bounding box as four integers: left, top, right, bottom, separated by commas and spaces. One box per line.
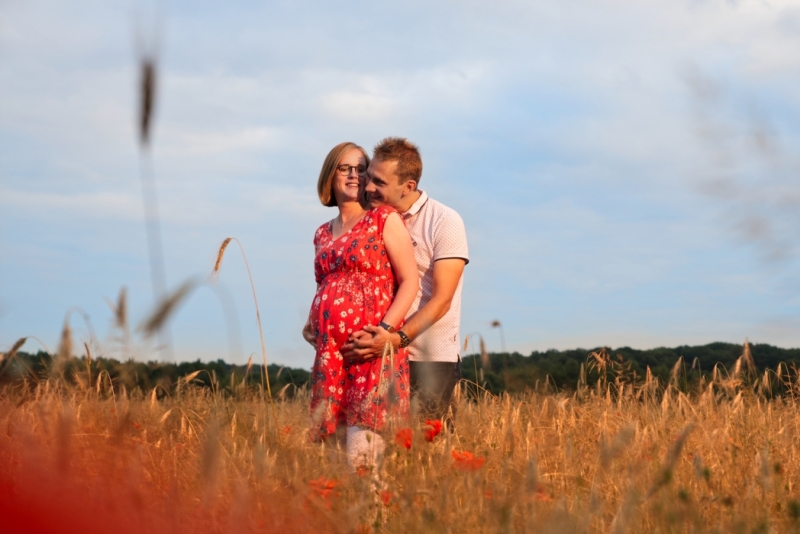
212, 237, 279, 439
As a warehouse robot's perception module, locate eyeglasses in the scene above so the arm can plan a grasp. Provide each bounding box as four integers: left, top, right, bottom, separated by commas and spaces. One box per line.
336, 164, 367, 176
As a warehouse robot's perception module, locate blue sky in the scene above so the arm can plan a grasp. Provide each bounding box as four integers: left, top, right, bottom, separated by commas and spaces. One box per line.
2, 0, 800, 369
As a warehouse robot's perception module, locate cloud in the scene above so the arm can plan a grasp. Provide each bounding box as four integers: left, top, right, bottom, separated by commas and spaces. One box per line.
315, 62, 489, 123
320, 92, 395, 122
157, 126, 284, 156
0, 188, 141, 220
4, 0, 800, 365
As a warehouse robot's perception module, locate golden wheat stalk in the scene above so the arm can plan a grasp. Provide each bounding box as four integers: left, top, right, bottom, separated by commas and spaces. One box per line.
105, 287, 130, 358
479, 335, 491, 372
364, 338, 396, 469
139, 58, 156, 147
133, 24, 172, 359
212, 237, 279, 439
646, 422, 695, 499
6, 337, 27, 361
213, 237, 232, 275
57, 318, 72, 360
669, 356, 683, 390
741, 338, 756, 376
242, 354, 254, 394
0, 337, 27, 377
84, 342, 93, 395
139, 279, 198, 337
2, 336, 51, 383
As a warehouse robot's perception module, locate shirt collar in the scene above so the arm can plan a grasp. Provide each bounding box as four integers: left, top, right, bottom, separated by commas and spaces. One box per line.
402, 190, 428, 218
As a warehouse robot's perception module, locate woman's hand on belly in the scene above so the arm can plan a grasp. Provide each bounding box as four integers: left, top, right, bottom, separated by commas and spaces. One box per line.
302, 320, 318, 349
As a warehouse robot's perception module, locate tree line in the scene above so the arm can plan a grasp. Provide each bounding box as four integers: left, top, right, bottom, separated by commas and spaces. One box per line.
461, 341, 800, 394
2, 341, 798, 396
0, 351, 310, 398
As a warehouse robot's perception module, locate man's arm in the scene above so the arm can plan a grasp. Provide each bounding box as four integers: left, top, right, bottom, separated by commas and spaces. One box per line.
342, 258, 465, 359
393, 258, 464, 341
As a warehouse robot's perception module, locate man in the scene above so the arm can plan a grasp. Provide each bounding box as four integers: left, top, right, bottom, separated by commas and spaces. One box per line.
341, 137, 469, 427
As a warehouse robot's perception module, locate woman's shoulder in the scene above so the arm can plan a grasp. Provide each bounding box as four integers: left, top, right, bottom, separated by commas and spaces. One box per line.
364, 205, 401, 236
314, 220, 333, 242
316, 219, 334, 232
367, 204, 399, 219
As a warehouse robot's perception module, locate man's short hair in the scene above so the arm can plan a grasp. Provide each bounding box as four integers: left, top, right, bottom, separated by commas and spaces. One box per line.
373, 137, 422, 187
317, 141, 369, 207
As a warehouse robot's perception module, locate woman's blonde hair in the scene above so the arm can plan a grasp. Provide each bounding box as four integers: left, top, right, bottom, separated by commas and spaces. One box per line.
317, 142, 370, 207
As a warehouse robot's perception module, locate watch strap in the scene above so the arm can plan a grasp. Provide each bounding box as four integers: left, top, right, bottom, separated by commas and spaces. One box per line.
397, 330, 411, 349
379, 321, 396, 333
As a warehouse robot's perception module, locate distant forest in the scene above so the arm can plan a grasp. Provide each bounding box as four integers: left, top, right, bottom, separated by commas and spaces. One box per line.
460, 342, 800, 394
2, 342, 799, 395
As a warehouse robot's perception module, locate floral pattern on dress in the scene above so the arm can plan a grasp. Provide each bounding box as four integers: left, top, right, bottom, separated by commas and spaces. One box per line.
308, 205, 410, 442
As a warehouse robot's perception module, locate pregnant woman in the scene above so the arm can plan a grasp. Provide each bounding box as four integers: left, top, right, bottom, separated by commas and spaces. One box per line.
303, 141, 419, 473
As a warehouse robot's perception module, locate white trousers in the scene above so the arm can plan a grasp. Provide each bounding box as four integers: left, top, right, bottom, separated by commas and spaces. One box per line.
346, 426, 385, 474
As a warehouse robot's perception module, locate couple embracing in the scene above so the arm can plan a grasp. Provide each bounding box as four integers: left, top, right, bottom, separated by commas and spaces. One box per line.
302, 137, 469, 472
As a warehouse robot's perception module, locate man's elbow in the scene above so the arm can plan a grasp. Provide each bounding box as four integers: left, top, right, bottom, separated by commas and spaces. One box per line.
434, 298, 453, 321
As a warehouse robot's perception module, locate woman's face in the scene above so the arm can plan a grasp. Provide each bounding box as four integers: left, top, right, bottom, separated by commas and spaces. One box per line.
332, 148, 367, 205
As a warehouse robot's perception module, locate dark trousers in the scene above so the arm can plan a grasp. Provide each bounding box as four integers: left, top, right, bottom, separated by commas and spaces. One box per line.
409, 359, 461, 427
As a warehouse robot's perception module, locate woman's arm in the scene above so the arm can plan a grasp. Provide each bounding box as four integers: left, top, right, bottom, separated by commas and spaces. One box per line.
302, 284, 320, 349
380, 212, 419, 329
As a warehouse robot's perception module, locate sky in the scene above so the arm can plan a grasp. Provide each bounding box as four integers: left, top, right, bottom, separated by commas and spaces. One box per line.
2, 0, 800, 369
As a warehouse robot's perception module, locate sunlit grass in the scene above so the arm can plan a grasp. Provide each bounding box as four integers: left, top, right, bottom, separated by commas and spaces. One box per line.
2, 363, 800, 533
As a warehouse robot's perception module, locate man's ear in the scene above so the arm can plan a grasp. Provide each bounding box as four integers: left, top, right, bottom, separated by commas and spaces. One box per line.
403, 180, 418, 195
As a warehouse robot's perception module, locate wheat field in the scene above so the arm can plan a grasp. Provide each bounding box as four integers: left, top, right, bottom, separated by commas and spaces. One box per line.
2, 356, 800, 534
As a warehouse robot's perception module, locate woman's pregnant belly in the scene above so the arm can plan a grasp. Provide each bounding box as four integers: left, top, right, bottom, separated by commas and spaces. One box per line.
312, 271, 394, 349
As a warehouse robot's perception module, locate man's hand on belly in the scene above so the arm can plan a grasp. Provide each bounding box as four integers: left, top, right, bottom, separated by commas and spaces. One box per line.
341, 326, 401, 361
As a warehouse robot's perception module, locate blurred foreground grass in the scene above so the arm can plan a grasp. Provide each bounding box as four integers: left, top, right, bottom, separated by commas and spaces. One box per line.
2, 368, 800, 533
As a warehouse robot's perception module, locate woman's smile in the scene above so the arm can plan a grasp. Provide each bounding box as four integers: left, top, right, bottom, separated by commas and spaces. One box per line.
332, 147, 368, 204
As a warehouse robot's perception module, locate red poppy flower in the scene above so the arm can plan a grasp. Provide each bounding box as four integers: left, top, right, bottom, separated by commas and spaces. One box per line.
380, 490, 393, 506
133, 422, 141, 429
424, 420, 443, 442
452, 450, 486, 471
394, 428, 413, 450
356, 465, 370, 477
309, 476, 340, 507
534, 483, 552, 501
281, 425, 292, 434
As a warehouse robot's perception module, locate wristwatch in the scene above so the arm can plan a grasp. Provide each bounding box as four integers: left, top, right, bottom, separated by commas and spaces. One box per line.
379, 321, 396, 333
397, 330, 411, 349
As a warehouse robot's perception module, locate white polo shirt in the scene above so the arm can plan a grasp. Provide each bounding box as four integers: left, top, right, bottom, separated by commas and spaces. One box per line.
401, 191, 469, 362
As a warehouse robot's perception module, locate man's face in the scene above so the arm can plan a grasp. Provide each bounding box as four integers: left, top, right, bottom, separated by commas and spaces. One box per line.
365, 158, 409, 209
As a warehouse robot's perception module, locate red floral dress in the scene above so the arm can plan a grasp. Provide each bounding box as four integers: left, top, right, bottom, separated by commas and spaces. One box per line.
308, 205, 410, 442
